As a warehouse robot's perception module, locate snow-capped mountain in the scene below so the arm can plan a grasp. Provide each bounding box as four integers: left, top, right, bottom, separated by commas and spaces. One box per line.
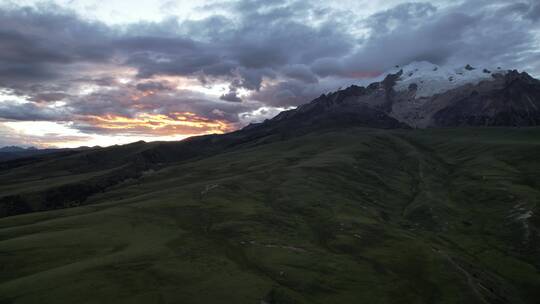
247, 62, 540, 132
387, 61, 508, 98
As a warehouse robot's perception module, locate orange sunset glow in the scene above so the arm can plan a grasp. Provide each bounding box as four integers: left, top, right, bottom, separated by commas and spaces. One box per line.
83, 112, 233, 135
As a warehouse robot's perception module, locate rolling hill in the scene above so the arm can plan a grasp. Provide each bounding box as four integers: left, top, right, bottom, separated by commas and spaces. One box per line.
0, 127, 539, 303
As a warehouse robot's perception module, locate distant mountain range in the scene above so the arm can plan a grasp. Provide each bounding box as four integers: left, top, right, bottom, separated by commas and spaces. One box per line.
0, 146, 38, 152
0, 146, 64, 162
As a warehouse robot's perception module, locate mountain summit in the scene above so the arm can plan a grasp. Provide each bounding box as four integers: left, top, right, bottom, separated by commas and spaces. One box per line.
250, 62, 540, 131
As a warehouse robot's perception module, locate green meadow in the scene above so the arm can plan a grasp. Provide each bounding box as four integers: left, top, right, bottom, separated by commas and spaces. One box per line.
0, 127, 539, 303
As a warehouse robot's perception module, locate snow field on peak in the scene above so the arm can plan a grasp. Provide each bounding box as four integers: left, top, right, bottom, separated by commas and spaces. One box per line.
389, 61, 507, 98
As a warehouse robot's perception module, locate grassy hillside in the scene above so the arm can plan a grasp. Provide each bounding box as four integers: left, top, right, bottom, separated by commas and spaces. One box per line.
0, 127, 539, 303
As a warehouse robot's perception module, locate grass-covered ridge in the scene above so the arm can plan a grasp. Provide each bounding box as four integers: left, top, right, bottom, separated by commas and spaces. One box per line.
0, 127, 539, 303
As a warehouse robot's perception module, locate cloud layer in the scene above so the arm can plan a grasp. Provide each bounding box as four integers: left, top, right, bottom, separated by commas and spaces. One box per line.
0, 0, 539, 146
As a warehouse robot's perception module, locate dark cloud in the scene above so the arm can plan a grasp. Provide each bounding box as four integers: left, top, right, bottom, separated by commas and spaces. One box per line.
251, 80, 312, 107
220, 91, 243, 102
282, 64, 319, 83
367, 2, 437, 34
0, 0, 538, 91
0, 5, 112, 88
114, 1, 353, 90
250, 76, 358, 107
526, 2, 540, 21
325, 0, 540, 77
0, 101, 68, 121
29, 92, 70, 103
135, 81, 172, 92
346, 11, 476, 71
310, 58, 345, 78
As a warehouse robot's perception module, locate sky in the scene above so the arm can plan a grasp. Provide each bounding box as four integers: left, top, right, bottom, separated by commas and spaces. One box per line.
0, 0, 539, 148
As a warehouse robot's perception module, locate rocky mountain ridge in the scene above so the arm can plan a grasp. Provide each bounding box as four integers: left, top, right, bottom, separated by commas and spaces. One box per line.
252, 62, 540, 130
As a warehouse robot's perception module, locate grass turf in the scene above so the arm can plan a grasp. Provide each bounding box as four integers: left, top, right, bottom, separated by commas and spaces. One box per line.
0, 127, 539, 303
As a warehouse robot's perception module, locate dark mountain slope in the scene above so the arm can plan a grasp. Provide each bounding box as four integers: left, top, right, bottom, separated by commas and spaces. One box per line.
429, 71, 540, 127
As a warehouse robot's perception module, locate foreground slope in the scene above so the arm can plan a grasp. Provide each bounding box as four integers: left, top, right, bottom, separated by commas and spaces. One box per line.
0, 127, 539, 303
